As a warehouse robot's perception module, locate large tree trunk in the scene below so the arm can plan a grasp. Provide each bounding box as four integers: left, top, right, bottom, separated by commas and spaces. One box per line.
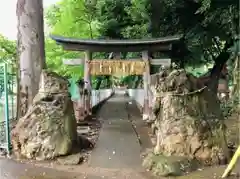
208, 39, 234, 94
16, 0, 46, 117
149, 0, 161, 37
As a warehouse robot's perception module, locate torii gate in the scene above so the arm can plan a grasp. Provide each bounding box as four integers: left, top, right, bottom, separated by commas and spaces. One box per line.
51, 35, 183, 120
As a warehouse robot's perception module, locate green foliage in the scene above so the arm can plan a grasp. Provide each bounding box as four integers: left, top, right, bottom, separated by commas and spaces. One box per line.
122, 0, 151, 39
0, 65, 3, 96
45, 0, 100, 78
220, 97, 239, 118
1, 0, 238, 89
164, 0, 238, 65
0, 35, 17, 96
124, 0, 238, 67
45, 38, 84, 78
96, 0, 132, 38
0, 34, 16, 63
46, 0, 99, 39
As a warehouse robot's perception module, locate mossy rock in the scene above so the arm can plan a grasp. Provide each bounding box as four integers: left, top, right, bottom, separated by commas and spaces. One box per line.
11, 71, 78, 160
143, 152, 200, 177
150, 69, 230, 165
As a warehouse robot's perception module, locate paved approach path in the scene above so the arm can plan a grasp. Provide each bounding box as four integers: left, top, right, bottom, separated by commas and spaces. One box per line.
87, 94, 149, 178
89, 94, 142, 168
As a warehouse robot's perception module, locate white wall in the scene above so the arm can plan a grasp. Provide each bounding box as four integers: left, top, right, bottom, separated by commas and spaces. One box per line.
91, 89, 113, 107
127, 89, 144, 107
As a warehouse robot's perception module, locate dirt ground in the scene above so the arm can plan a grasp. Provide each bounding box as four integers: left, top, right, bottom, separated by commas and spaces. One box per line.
171, 110, 240, 179
225, 111, 239, 149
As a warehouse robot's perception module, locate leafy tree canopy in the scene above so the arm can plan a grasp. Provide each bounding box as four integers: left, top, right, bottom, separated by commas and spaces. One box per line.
0, 34, 16, 63
0, 0, 238, 89
45, 0, 100, 78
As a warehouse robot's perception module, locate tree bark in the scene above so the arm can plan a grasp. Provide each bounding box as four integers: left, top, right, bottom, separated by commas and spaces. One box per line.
208, 39, 234, 94
16, 0, 46, 117
149, 0, 161, 37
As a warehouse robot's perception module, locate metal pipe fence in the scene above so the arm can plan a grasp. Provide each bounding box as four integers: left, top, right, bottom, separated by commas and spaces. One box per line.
0, 63, 16, 154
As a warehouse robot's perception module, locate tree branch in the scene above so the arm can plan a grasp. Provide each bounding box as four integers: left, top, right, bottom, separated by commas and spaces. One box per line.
208, 39, 234, 93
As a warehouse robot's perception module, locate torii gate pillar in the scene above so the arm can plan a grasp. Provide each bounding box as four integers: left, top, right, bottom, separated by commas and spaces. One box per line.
142, 51, 150, 120
84, 50, 92, 115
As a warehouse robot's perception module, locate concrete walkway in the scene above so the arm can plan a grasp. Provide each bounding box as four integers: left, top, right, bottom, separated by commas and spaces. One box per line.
87, 94, 148, 178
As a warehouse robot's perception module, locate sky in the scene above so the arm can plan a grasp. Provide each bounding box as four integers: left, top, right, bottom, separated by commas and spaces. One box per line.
0, 0, 59, 40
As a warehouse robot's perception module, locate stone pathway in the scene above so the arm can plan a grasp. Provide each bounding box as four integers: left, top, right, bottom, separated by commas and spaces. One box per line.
89, 95, 142, 169
87, 94, 149, 178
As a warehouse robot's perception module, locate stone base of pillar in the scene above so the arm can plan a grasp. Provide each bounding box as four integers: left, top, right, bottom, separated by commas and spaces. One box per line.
85, 97, 92, 116
73, 101, 85, 122
143, 99, 149, 121
148, 106, 155, 122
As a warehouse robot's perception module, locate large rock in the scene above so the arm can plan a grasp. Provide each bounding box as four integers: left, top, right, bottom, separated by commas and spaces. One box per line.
149, 69, 230, 170
11, 70, 77, 160
143, 151, 199, 176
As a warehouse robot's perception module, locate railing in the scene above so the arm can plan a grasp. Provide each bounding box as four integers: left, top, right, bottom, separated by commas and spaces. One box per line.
114, 86, 128, 95
91, 89, 114, 107
127, 89, 144, 107
72, 88, 114, 122
127, 87, 154, 120
127, 86, 153, 105
0, 63, 14, 154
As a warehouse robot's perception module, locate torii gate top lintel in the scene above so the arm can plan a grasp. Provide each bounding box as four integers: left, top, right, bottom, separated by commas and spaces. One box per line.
50, 34, 183, 52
